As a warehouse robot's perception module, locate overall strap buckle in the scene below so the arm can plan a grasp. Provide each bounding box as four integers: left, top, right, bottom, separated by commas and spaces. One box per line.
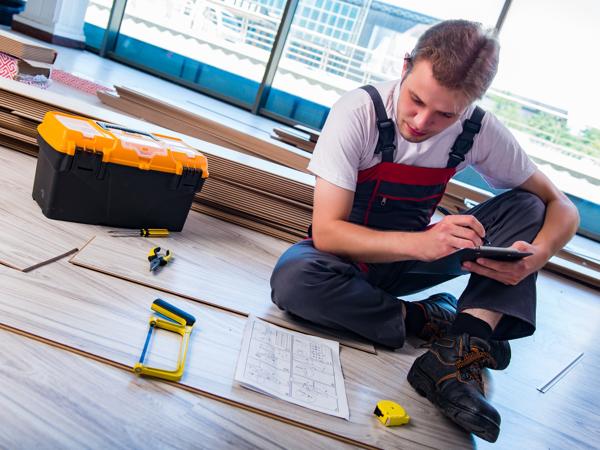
361, 85, 396, 162
447, 106, 485, 168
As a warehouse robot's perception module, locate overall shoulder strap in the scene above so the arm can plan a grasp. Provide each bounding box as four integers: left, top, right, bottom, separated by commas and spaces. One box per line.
447, 106, 485, 168
360, 85, 396, 163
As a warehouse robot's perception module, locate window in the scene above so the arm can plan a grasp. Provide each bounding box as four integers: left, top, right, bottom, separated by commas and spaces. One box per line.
485, 0, 600, 239
83, 0, 113, 49
111, 0, 285, 106
262, 0, 503, 129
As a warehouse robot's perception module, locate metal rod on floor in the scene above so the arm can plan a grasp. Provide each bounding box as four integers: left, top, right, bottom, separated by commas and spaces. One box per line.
537, 352, 584, 393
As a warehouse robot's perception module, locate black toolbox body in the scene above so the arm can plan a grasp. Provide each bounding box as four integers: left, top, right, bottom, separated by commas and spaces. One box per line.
32, 112, 208, 231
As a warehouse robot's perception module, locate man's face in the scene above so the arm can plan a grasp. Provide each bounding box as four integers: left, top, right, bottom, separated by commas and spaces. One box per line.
397, 59, 470, 143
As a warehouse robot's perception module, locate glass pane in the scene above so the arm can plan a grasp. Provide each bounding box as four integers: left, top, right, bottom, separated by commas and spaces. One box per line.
84, 0, 113, 49
114, 0, 285, 105
263, 0, 504, 128
487, 0, 600, 237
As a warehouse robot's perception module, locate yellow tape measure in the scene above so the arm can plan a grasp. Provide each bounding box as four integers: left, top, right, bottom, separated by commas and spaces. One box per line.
374, 400, 410, 426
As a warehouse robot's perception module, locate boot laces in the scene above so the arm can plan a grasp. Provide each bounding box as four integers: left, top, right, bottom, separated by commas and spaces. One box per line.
456, 347, 492, 391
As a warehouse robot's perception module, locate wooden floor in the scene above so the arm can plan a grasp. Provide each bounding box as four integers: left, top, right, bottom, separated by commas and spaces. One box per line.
1, 329, 355, 450
0, 40, 599, 449
1, 145, 599, 449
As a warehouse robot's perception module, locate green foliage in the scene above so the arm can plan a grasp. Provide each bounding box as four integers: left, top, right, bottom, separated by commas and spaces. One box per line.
488, 94, 520, 122
581, 128, 600, 154
486, 93, 600, 159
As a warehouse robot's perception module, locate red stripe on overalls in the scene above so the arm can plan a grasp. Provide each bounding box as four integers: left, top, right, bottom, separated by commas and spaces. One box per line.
358, 161, 456, 185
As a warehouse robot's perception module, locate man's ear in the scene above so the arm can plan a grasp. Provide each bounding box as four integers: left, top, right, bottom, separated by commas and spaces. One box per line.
402, 52, 411, 78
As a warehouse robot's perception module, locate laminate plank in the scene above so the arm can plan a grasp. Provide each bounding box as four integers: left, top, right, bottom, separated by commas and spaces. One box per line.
0, 146, 95, 271
0, 328, 352, 450
0, 126, 38, 145
191, 202, 304, 243
272, 127, 316, 152
0, 133, 38, 156
0, 110, 39, 137
69, 223, 375, 354
0, 262, 471, 449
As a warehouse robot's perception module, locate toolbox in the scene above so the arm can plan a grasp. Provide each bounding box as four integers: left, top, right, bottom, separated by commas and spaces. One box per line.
32, 111, 208, 231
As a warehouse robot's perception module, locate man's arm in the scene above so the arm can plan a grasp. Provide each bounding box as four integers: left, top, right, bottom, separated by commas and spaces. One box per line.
521, 169, 580, 256
312, 177, 486, 262
463, 169, 580, 285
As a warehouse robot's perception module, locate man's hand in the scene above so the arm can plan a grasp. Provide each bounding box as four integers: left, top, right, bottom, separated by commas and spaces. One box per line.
417, 215, 486, 261
462, 241, 549, 285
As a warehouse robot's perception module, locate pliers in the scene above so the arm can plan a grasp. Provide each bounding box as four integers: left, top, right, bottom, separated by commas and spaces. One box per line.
148, 246, 173, 272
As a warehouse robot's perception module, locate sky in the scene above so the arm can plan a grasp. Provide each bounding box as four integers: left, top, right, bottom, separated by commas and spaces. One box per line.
384, 0, 600, 130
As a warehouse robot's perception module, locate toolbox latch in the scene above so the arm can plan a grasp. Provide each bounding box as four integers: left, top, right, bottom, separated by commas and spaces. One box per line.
170, 168, 201, 191
73, 148, 103, 176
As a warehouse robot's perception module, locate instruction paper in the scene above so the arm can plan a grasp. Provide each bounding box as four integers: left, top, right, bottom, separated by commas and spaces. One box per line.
234, 316, 350, 420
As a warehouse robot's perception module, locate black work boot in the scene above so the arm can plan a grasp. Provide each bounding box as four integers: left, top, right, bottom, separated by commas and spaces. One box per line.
412, 293, 458, 341
407, 334, 501, 443
487, 339, 511, 371
430, 325, 511, 371
412, 293, 511, 371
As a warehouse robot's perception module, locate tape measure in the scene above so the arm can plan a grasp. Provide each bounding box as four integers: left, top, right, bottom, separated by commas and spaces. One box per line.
374, 400, 410, 426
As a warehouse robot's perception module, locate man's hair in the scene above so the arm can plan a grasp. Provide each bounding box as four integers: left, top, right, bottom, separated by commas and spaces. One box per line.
406, 20, 499, 102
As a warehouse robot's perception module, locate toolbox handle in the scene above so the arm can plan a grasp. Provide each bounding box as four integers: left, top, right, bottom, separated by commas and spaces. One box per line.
96, 122, 159, 141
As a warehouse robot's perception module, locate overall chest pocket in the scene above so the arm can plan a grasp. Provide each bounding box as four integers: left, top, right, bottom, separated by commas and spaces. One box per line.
369, 181, 446, 231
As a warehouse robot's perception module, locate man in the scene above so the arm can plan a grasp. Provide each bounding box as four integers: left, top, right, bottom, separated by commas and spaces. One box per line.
270, 20, 579, 442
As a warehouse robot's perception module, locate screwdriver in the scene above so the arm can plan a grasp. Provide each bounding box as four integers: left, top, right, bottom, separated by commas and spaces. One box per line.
108, 228, 170, 238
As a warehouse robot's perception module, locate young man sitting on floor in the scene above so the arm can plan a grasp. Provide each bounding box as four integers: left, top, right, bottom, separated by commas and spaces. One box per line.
270, 20, 579, 442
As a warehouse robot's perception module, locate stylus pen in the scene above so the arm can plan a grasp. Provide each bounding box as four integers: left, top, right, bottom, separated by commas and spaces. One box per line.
436, 205, 492, 246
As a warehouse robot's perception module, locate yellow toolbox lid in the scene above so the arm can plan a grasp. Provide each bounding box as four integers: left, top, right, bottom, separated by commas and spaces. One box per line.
38, 111, 209, 177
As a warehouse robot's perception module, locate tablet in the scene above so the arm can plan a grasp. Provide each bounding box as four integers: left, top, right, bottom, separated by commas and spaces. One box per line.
407, 246, 533, 276
458, 246, 533, 262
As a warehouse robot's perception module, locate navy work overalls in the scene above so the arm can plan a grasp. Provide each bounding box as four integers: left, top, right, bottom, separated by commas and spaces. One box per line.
271, 85, 545, 348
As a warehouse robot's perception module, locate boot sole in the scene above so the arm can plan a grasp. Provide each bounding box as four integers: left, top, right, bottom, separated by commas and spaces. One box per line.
407, 361, 500, 443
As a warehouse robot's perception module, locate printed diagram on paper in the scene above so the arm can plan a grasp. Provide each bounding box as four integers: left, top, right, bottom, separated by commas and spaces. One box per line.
234, 316, 350, 419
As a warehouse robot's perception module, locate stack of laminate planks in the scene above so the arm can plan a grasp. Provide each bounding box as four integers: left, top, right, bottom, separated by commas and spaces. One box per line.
0, 86, 56, 155
97, 86, 312, 172
0, 77, 313, 242
0, 29, 56, 79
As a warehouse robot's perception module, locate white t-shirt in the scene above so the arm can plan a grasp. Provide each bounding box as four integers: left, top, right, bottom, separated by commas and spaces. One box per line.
308, 79, 536, 192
